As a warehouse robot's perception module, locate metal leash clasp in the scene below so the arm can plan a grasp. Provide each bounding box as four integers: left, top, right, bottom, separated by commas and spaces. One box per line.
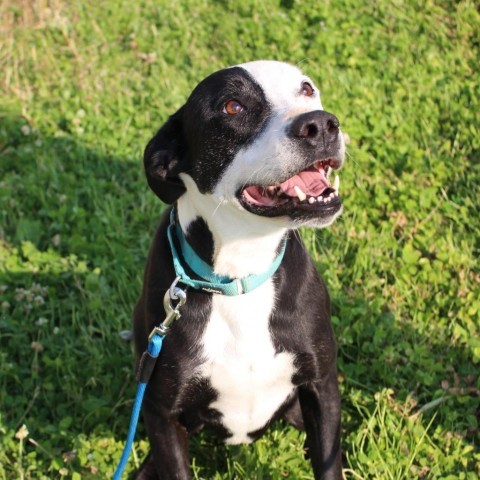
148, 276, 187, 341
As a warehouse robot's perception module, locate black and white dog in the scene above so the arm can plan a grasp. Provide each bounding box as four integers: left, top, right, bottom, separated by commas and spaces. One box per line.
133, 60, 345, 480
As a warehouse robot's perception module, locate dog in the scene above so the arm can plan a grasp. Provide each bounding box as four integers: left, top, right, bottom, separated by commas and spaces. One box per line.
133, 60, 345, 480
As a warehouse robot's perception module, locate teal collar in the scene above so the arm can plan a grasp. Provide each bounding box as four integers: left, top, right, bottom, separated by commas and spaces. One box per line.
167, 208, 287, 295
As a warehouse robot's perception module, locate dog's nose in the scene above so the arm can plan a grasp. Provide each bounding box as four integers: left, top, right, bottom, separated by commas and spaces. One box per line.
289, 111, 340, 147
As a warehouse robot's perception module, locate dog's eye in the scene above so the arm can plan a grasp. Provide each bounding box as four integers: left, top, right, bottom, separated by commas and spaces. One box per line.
300, 82, 314, 97
223, 100, 244, 115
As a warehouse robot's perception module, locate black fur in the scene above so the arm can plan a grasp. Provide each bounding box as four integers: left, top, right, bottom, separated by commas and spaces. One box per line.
144, 67, 272, 201
133, 62, 343, 480
133, 225, 341, 479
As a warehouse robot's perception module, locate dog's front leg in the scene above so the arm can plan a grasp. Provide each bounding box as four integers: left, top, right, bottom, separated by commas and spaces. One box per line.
299, 367, 342, 480
140, 396, 191, 480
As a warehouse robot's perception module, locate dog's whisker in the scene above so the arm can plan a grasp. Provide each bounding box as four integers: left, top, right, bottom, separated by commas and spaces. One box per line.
212, 198, 226, 217
292, 229, 303, 245
239, 163, 274, 190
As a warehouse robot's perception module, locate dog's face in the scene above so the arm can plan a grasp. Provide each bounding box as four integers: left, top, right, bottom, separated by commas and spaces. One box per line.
145, 60, 345, 227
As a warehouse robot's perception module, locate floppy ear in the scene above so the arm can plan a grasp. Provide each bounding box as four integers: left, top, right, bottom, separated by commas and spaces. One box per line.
144, 106, 189, 204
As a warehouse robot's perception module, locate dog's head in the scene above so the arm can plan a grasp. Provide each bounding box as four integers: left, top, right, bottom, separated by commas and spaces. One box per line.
145, 60, 345, 228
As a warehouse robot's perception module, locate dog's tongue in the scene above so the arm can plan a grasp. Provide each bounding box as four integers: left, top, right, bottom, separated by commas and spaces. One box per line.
279, 168, 329, 197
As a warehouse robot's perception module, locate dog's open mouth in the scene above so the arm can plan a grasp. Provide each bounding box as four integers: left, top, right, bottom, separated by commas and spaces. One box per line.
238, 159, 342, 218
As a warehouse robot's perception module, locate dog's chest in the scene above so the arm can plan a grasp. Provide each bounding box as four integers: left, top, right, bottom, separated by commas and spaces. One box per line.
199, 280, 296, 444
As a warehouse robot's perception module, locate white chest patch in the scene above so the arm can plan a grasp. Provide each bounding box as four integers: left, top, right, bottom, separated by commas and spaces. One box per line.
199, 279, 296, 444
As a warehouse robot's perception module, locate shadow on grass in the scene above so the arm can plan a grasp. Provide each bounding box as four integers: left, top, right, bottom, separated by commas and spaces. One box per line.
1, 113, 477, 478
1, 112, 153, 477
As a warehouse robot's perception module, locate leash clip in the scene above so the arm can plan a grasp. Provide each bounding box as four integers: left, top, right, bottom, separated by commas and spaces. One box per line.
148, 277, 187, 341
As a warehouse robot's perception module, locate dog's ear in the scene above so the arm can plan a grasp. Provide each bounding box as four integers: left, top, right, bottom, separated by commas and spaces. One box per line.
144, 106, 189, 204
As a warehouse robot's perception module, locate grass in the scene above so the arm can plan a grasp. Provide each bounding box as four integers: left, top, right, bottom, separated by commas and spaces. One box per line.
0, 0, 479, 478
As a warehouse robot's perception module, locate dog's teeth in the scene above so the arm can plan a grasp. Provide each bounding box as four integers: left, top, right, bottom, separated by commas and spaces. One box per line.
308, 196, 315, 204
266, 186, 276, 198
317, 196, 323, 203
333, 175, 340, 192
293, 186, 307, 202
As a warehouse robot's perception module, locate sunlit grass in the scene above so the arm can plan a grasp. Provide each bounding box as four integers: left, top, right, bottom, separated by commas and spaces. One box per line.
1, 0, 479, 478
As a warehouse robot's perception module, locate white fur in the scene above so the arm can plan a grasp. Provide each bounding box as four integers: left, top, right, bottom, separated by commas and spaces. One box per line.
177, 175, 295, 444
178, 174, 286, 276
176, 61, 343, 443
238, 61, 324, 112
215, 61, 345, 223
201, 284, 296, 444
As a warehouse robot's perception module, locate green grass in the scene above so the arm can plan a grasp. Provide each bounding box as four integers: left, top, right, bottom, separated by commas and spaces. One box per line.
1, 0, 479, 478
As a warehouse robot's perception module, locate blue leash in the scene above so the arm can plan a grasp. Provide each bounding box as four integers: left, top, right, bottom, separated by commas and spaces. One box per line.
113, 281, 186, 480
112, 334, 164, 480
113, 207, 288, 478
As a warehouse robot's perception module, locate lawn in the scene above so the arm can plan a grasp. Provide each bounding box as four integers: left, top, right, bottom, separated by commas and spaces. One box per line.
0, 0, 479, 479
